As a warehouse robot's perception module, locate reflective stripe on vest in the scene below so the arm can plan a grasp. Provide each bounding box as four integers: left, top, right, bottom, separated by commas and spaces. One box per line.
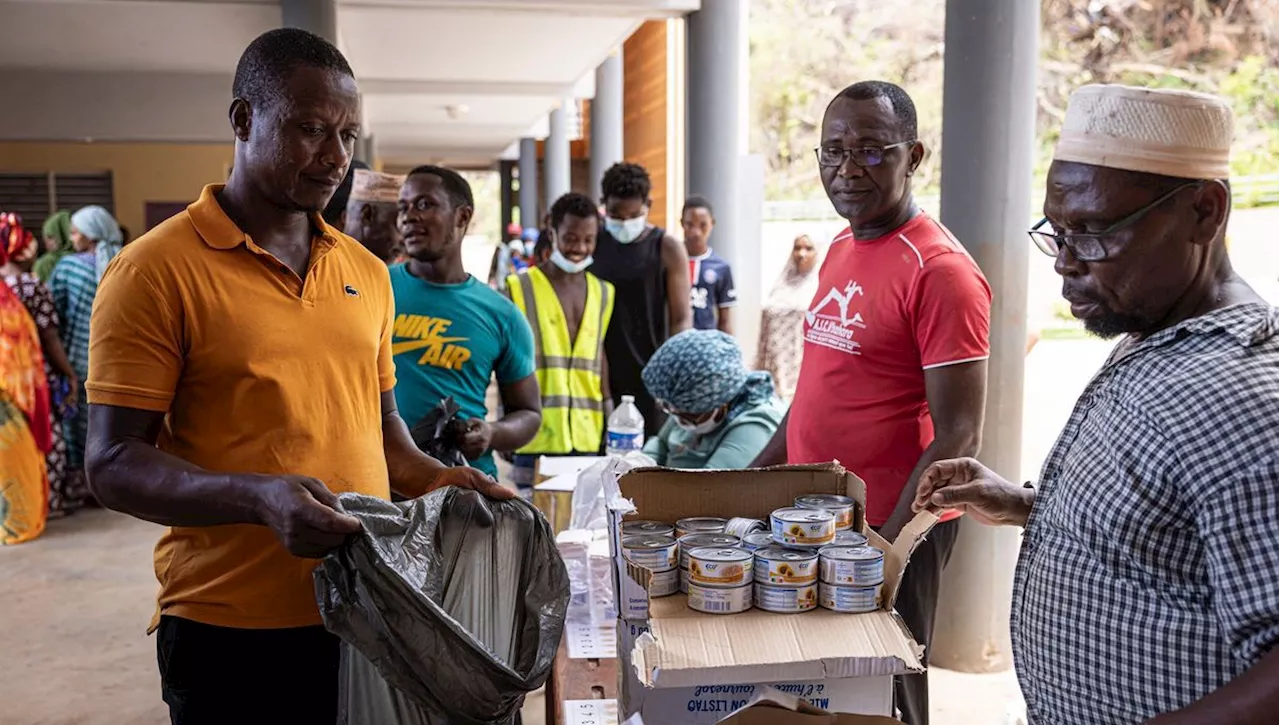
507, 268, 614, 454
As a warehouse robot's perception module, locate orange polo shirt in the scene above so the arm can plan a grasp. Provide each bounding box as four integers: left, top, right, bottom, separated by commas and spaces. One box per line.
87, 185, 394, 630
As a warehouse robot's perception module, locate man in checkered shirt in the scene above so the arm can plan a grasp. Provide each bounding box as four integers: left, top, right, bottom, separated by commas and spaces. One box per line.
915, 85, 1278, 724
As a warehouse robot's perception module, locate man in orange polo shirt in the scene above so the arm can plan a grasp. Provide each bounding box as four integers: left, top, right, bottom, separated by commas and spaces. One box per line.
84, 29, 508, 724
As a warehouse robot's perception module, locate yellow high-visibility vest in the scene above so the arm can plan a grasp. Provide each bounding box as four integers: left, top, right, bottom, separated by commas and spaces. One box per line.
507, 267, 615, 454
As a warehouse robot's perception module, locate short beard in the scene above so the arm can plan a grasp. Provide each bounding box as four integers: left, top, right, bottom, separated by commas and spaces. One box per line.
1082, 310, 1152, 339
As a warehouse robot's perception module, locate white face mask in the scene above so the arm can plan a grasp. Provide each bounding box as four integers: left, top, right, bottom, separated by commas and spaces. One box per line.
605, 215, 647, 243
550, 245, 593, 274
673, 408, 725, 436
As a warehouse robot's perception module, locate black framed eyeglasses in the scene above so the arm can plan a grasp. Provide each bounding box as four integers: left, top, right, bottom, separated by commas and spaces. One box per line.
814, 141, 916, 169
1028, 181, 1203, 262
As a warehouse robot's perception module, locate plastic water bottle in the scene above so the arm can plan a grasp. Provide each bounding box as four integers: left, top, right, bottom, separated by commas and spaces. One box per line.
606, 395, 645, 456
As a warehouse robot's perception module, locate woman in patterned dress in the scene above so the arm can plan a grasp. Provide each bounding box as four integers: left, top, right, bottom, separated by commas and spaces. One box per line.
48, 205, 123, 490
0, 213, 53, 544
1, 213, 83, 516
756, 234, 825, 402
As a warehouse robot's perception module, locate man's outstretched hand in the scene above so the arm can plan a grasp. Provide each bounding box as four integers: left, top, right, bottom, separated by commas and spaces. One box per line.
428, 466, 516, 501
255, 476, 363, 558
913, 457, 1034, 528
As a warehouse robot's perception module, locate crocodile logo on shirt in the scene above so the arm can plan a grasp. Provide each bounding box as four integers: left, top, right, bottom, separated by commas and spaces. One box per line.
391, 314, 472, 370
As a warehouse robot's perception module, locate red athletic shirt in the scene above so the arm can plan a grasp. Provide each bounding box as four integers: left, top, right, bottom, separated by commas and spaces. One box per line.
787, 213, 991, 526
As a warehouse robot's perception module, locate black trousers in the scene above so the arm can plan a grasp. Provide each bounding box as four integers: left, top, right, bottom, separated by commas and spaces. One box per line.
156, 615, 341, 725
885, 518, 960, 725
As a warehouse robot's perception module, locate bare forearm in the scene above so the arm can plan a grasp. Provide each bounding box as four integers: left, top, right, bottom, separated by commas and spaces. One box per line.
749, 412, 789, 467
488, 410, 541, 452
1148, 650, 1277, 724
717, 306, 734, 335
383, 413, 447, 498
86, 438, 265, 528
38, 328, 77, 381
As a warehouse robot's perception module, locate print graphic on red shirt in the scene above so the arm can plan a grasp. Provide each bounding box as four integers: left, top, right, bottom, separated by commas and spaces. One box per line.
787, 213, 992, 527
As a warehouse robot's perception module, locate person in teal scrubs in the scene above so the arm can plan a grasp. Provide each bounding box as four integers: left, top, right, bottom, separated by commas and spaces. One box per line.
390, 165, 541, 478
641, 329, 786, 469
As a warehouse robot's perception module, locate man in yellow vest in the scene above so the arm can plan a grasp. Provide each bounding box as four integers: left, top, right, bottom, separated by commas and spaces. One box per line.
506, 192, 615, 492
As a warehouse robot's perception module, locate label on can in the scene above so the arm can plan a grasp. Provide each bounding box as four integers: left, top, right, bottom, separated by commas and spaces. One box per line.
679, 534, 741, 570
622, 520, 675, 538
819, 581, 880, 613
818, 545, 885, 586
687, 547, 753, 587
755, 583, 818, 613
649, 567, 679, 597
740, 532, 775, 552
794, 494, 856, 531
770, 508, 836, 547
687, 582, 754, 614
724, 517, 767, 538
754, 546, 819, 586
622, 535, 679, 571
832, 530, 870, 548
675, 517, 728, 538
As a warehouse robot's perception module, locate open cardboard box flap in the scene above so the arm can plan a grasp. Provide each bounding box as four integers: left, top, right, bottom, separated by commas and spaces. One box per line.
716, 687, 906, 724
613, 464, 938, 688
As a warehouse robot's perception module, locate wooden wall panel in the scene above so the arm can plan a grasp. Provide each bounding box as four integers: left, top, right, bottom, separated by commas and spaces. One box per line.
622, 20, 669, 229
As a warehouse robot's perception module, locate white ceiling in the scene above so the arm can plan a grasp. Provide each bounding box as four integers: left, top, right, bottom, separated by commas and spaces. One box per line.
0, 0, 699, 166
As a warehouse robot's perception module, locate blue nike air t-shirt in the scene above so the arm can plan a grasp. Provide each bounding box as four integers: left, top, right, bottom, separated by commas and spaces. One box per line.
389, 264, 535, 477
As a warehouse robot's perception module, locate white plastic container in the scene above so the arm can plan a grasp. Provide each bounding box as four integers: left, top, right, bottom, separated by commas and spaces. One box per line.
606, 395, 645, 455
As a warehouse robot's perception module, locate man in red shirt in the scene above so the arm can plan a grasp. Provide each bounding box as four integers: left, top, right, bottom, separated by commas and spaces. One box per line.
751, 80, 991, 725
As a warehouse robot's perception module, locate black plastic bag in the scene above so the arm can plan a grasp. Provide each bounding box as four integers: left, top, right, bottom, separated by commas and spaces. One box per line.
409, 396, 470, 468
315, 488, 569, 725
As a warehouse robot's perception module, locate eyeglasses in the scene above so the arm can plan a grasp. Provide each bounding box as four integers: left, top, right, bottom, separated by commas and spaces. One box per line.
814, 141, 916, 169
657, 400, 710, 425
1028, 182, 1202, 262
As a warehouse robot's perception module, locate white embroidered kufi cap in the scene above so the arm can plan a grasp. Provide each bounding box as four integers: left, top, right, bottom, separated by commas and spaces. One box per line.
1054, 84, 1234, 180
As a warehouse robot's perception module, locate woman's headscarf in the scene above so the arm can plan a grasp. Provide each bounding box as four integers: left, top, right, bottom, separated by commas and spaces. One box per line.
642, 329, 775, 420
33, 211, 73, 282
766, 236, 827, 311
0, 212, 39, 267
71, 205, 124, 281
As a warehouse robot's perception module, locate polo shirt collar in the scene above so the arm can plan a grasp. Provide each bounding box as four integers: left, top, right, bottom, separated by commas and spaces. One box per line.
188, 184, 339, 251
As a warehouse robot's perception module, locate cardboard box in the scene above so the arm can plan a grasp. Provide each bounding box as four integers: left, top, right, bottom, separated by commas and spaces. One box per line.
719, 688, 906, 725
607, 464, 937, 723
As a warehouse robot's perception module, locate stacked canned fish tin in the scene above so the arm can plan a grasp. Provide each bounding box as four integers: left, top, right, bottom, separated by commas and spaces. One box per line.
619, 494, 885, 616
791, 494, 883, 613
620, 520, 680, 598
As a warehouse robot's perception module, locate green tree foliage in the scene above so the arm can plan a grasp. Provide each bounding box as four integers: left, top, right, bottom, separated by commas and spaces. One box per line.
750, 0, 1279, 202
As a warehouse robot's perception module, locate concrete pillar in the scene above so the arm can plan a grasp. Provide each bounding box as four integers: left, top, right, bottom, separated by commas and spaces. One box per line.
590, 50, 624, 202
686, 0, 748, 338
546, 100, 572, 207
281, 0, 337, 43
517, 137, 539, 230
931, 0, 1039, 673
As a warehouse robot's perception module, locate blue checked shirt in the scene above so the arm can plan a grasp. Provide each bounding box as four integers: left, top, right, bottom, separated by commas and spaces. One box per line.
1012, 302, 1279, 724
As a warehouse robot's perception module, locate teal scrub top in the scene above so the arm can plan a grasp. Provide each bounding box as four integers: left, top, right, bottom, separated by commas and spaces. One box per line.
642, 398, 787, 470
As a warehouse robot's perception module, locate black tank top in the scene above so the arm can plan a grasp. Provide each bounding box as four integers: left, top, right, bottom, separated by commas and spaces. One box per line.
590, 225, 669, 436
